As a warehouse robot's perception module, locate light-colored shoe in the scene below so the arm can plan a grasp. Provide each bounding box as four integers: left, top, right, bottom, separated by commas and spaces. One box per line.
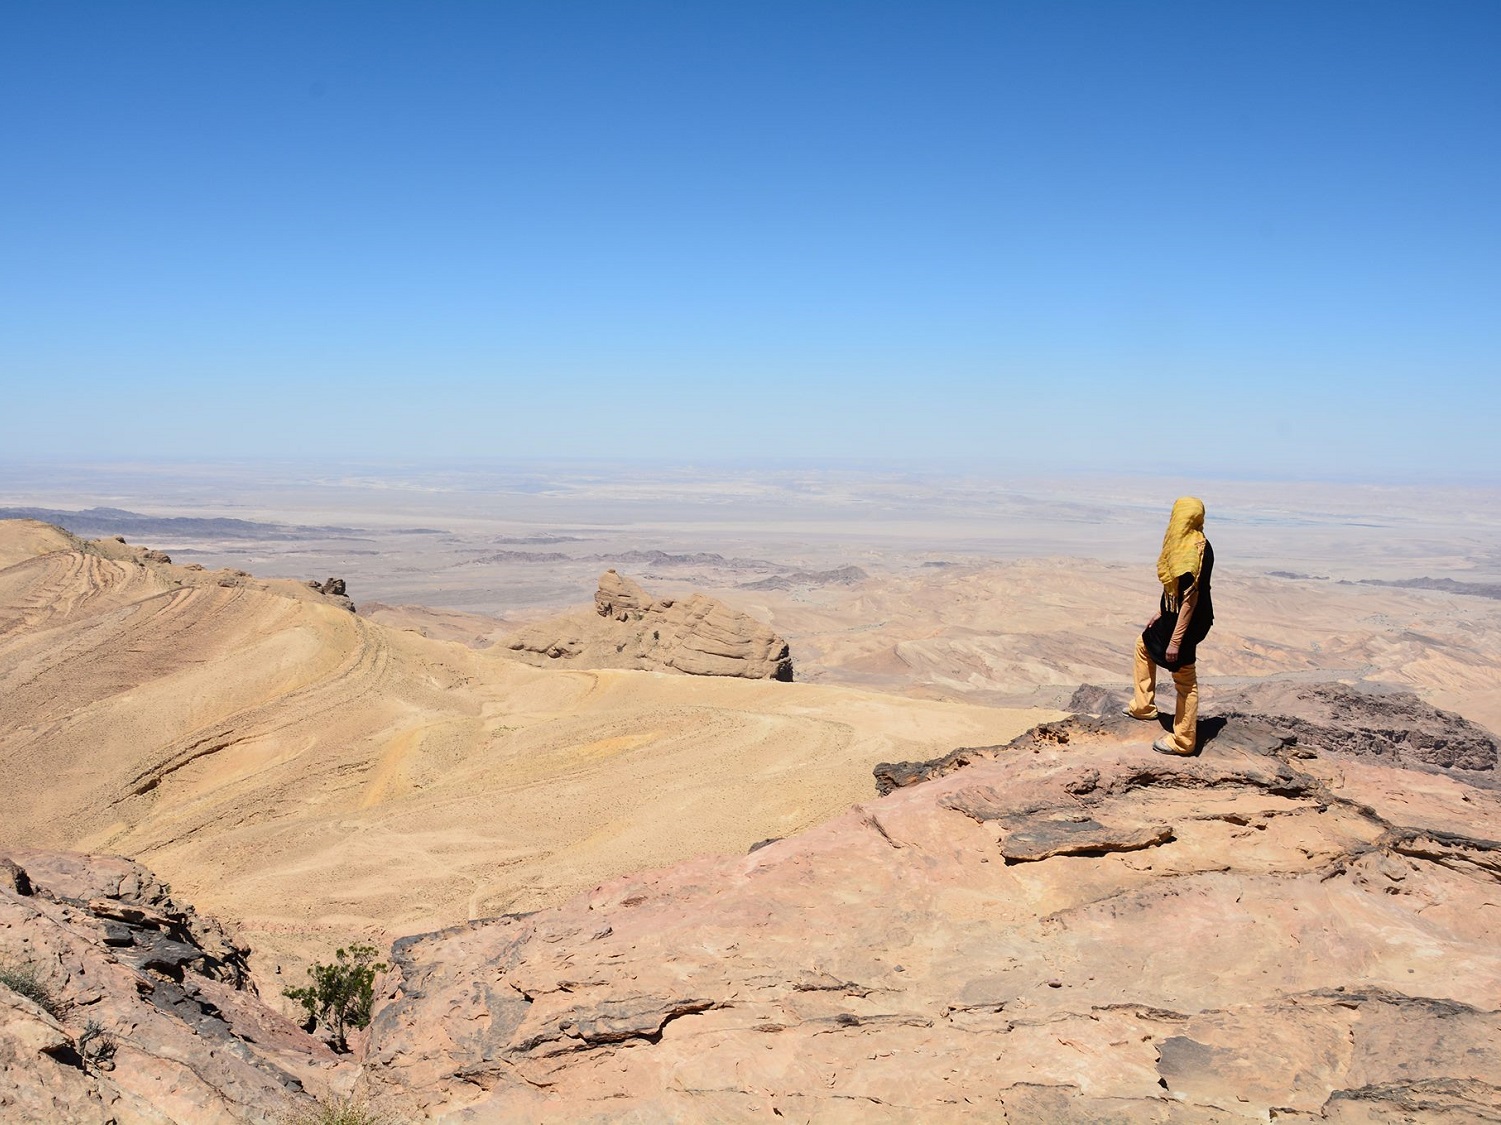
1123, 707, 1159, 721
1152, 737, 1193, 756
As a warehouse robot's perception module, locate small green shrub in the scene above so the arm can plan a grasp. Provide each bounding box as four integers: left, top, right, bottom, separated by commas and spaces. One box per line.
0, 956, 64, 1019
284, 944, 387, 1053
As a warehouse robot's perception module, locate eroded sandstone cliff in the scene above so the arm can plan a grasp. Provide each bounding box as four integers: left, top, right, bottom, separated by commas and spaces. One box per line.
506, 569, 795, 680
0, 518, 1041, 1002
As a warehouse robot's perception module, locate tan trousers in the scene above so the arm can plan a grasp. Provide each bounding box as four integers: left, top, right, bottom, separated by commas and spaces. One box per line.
1128, 635, 1198, 753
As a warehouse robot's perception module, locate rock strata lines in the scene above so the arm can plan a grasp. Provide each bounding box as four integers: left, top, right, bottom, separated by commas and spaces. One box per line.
507, 569, 795, 681
359, 708, 1501, 1121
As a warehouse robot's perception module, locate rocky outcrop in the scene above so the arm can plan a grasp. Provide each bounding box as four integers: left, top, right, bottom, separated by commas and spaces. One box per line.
306, 576, 355, 612
874, 710, 1296, 795
357, 704, 1501, 1121
1214, 680, 1499, 774
0, 851, 350, 1123
1065, 681, 1127, 716
592, 568, 651, 619
657, 591, 794, 679
506, 570, 794, 681
890, 680, 1500, 798
8, 852, 253, 989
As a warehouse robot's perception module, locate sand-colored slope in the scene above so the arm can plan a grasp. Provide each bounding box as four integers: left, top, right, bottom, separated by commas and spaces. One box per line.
0, 518, 79, 571
0, 520, 1053, 979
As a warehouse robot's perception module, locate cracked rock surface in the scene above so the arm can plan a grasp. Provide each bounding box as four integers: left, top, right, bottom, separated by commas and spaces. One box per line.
1214, 679, 1501, 775
0, 851, 351, 1124
359, 712, 1501, 1121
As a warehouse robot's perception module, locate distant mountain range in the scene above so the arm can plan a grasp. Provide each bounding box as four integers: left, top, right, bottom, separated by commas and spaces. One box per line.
0, 506, 383, 540
1360, 575, 1501, 601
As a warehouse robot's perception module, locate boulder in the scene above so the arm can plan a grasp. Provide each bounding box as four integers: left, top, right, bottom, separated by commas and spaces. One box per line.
306, 576, 355, 612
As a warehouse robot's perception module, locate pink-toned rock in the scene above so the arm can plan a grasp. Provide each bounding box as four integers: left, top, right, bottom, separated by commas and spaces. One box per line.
359, 715, 1501, 1121
0, 851, 352, 1123
1, 988, 142, 1125
508, 570, 795, 681
9, 851, 251, 986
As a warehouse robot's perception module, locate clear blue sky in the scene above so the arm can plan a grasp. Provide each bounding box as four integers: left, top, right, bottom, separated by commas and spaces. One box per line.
3, 1, 1498, 478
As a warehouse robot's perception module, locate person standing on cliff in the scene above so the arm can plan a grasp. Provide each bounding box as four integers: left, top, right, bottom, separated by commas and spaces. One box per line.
1125, 496, 1215, 755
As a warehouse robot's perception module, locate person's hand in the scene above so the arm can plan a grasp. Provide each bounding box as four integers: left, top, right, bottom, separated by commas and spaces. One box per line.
1147, 612, 1161, 629
1166, 644, 1179, 661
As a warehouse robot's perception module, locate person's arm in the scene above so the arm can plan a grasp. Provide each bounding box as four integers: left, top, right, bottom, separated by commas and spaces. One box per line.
1166, 583, 1197, 660
1166, 543, 1206, 661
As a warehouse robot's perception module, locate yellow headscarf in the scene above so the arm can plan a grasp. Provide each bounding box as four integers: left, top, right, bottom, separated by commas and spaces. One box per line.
1157, 496, 1206, 600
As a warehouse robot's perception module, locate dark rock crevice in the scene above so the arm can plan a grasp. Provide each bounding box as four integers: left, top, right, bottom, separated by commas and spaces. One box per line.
1000, 819, 1175, 864
1213, 681, 1499, 774
516, 996, 720, 1057
1380, 827, 1501, 882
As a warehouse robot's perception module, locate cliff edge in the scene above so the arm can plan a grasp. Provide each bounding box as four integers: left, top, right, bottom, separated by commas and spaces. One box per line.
359, 699, 1501, 1121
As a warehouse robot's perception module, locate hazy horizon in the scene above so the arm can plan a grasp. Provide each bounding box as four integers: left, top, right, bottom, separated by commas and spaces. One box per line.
4, 452, 1501, 488
5, 457, 1499, 610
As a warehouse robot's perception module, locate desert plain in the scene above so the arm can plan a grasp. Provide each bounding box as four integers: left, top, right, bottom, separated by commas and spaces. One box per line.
4, 460, 1501, 1121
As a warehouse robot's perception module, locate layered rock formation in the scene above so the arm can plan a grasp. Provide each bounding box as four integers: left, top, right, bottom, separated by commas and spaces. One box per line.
506, 569, 795, 681
739, 565, 868, 592
0, 519, 1038, 1001
1214, 679, 1500, 775
885, 682, 1501, 795
0, 851, 349, 1123
358, 705, 1501, 1121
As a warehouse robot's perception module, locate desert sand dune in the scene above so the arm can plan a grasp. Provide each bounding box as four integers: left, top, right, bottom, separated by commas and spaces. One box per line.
0, 520, 1053, 985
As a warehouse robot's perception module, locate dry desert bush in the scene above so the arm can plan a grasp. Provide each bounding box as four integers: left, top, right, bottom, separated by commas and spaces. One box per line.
0, 954, 64, 1018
